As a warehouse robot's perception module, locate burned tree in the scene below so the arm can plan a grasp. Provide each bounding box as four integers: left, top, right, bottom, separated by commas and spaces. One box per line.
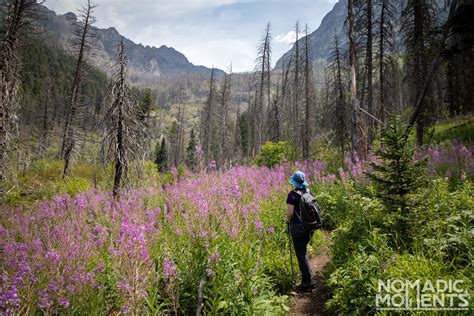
219, 65, 232, 167
60, 0, 96, 177
375, 0, 397, 124
200, 67, 216, 165
102, 38, 144, 197
302, 24, 315, 159
348, 0, 362, 161
253, 22, 272, 154
401, 0, 437, 145
326, 33, 349, 156
0, 0, 40, 184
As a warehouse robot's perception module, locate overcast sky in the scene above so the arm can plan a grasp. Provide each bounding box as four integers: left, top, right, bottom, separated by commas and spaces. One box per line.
45, 0, 338, 72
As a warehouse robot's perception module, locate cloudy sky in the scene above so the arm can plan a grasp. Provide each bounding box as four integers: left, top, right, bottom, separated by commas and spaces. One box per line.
45, 0, 339, 72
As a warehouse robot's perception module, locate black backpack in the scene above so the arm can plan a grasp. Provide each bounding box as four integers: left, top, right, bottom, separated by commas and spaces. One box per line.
295, 190, 322, 231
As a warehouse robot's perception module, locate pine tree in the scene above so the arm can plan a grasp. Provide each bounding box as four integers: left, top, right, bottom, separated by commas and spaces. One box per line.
155, 137, 168, 172
185, 129, 197, 171
367, 116, 425, 244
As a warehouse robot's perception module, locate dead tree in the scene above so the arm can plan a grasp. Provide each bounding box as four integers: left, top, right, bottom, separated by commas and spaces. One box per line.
254, 22, 272, 153
61, 0, 96, 178
327, 33, 348, 156
38, 77, 52, 156
279, 48, 294, 142
348, 0, 363, 162
0, 0, 39, 184
302, 24, 315, 159
267, 75, 281, 142
219, 64, 232, 168
292, 21, 301, 148
365, 0, 374, 146
376, 0, 397, 125
200, 67, 216, 165
401, 0, 438, 145
103, 38, 145, 198
407, 0, 459, 134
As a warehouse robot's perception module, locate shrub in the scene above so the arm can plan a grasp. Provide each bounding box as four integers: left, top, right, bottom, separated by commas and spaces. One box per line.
253, 141, 295, 168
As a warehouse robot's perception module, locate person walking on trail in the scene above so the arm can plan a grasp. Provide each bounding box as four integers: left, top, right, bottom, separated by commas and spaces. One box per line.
286, 171, 313, 292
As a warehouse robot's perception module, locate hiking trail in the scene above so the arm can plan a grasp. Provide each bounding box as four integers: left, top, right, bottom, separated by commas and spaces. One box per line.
289, 231, 331, 316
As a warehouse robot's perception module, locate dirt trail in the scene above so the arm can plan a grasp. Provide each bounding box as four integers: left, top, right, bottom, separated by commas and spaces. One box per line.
289, 232, 331, 316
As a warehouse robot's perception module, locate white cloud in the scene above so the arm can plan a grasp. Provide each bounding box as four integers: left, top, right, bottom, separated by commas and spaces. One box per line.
274, 31, 305, 44
48, 0, 244, 18
45, 0, 335, 72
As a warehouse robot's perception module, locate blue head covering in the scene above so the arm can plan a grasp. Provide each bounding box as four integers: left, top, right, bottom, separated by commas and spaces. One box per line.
289, 171, 309, 189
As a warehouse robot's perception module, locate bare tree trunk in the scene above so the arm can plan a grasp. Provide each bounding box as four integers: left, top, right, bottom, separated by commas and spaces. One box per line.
256, 22, 271, 152
104, 38, 145, 197
334, 34, 346, 156
407, 0, 459, 134
293, 22, 300, 150
220, 65, 232, 167
379, 0, 387, 124
348, 0, 361, 163
303, 25, 312, 159
413, 0, 425, 145
366, 0, 373, 146
202, 68, 215, 165
0, 0, 38, 184
61, 0, 95, 178
39, 79, 51, 156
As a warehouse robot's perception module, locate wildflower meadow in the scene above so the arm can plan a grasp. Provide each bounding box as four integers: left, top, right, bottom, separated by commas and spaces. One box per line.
1, 139, 473, 314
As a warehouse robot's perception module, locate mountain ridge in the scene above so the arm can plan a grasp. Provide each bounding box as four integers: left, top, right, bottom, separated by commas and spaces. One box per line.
274, 0, 347, 70
37, 4, 224, 83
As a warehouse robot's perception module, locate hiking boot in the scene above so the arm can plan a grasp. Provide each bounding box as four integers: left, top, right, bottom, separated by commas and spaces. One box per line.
296, 283, 314, 292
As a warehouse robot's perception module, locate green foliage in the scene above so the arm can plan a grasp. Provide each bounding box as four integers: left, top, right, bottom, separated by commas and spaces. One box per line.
313, 182, 355, 230
0, 159, 112, 204
431, 120, 474, 146
326, 230, 393, 314
19, 35, 108, 112
185, 129, 198, 171
312, 134, 345, 174
253, 141, 294, 168
138, 88, 157, 121
366, 116, 426, 244
155, 138, 168, 172
238, 112, 250, 157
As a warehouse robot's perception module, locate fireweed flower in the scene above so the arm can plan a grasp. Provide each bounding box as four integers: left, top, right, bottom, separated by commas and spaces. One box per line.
57, 297, 70, 309
163, 258, 176, 278
254, 220, 264, 231
338, 167, 347, 181
208, 251, 221, 265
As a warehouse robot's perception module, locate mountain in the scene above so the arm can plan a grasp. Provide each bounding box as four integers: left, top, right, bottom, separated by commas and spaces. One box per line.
275, 0, 347, 69
37, 5, 224, 83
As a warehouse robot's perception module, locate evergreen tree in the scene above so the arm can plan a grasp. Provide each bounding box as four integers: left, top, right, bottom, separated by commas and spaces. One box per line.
238, 111, 250, 158
155, 137, 168, 172
367, 116, 425, 244
185, 129, 197, 171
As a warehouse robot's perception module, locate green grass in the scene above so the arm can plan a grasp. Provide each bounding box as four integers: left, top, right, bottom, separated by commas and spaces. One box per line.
430, 118, 474, 145
406, 116, 474, 146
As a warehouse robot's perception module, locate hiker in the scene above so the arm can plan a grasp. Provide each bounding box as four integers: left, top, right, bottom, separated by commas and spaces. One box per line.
286, 170, 313, 292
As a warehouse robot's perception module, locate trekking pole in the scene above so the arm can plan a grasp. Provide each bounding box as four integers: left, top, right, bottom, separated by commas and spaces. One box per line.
287, 221, 295, 281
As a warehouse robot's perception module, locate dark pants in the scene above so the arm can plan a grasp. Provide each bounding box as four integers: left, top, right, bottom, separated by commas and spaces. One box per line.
291, 224, 312, 286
